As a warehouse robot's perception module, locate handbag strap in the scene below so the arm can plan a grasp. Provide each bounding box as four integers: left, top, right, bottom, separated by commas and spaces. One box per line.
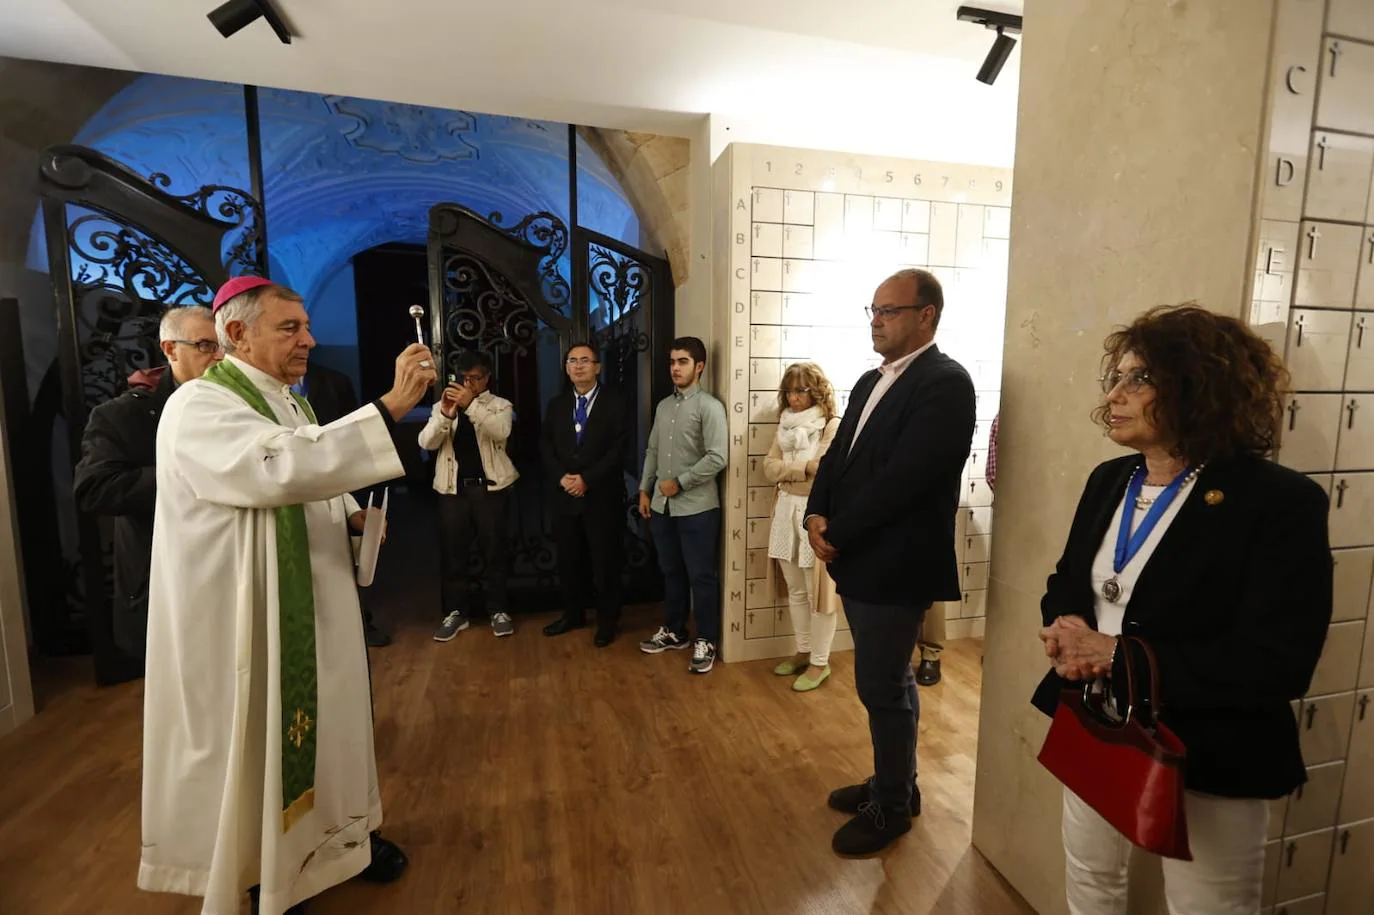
1123, 635, 1165, 721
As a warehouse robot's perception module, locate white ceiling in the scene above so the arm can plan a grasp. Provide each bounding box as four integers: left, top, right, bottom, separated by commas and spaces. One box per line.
0, 0, 1022, 165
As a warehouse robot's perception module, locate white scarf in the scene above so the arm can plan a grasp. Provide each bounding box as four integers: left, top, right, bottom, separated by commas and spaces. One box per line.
775, 405, 827, 461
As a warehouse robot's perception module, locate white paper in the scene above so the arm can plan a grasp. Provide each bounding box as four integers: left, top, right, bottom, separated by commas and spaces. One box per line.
355, 488, 388, 586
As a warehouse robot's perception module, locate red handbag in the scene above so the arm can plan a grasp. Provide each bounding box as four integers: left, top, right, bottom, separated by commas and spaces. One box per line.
1036, 636, 1192, 860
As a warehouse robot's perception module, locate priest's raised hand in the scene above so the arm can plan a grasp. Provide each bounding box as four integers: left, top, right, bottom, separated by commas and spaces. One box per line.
379, 342, 440, 421
140, 278, 414, 915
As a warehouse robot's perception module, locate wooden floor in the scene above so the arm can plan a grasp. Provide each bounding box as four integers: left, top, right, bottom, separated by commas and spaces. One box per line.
0, 608, 1033, 915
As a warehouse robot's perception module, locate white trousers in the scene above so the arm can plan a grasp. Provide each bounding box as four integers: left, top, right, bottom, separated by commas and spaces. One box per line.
1062, 788, 1268, 915
777, 557, 837, 667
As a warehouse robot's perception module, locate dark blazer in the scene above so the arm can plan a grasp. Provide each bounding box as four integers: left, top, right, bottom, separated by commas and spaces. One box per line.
805, 344, 975, 605
73, 367, 176, 661
540, 385, 631, 516
1031, 454, 1333, 799
304, 364, 359, 426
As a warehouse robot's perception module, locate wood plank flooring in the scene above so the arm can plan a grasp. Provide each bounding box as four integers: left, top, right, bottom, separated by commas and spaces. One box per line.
0, 607, 1032, 915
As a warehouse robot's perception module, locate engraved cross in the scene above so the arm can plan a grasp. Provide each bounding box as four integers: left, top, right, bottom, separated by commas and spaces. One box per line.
1307, 224, 1322, 260
1316, 134, 1331, 170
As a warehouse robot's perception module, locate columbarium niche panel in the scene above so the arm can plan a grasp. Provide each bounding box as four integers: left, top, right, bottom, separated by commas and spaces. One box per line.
1261, 2, 1374, 910
719, 142, 1011, 663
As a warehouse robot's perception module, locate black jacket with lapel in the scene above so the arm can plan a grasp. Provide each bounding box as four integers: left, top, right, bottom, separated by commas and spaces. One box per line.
304, 364, 359, 426
540, 385, 631, 516
1032, 454, 1333, 799
805, 345, 976, 606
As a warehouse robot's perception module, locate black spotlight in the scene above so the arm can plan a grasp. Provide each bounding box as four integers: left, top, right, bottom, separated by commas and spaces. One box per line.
956, 6, 1023, 85
208, 0, 292, 44
976, 28, 1018, 84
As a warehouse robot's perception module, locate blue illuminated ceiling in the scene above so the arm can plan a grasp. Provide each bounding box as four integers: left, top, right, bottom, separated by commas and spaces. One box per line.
31, 73, 641, 310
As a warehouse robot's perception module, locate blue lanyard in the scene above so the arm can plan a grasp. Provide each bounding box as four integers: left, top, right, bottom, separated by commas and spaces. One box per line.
1113, 465, 1192, 574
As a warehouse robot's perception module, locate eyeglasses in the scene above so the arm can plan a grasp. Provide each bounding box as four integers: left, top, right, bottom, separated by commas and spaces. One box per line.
1101, 368, 1153, 394
865, 304, 927, 321
173, 339, 222, 355
565, 357, 599, 366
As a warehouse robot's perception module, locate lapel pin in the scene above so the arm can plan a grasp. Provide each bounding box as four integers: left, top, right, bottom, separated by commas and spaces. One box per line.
1204, 489, 1224, 506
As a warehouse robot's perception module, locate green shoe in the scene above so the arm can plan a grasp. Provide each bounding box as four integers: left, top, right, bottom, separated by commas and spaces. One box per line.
773, 654, 809, 676
793, 665, 831, 692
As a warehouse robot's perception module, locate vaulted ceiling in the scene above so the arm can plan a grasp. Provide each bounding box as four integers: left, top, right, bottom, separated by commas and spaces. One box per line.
1, 0, 1022, 164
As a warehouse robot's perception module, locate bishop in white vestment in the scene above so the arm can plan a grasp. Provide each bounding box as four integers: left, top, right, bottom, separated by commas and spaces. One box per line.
139, 277, 436, 915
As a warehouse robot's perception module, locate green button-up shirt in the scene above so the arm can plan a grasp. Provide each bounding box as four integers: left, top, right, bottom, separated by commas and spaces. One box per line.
639, 383, 728, 517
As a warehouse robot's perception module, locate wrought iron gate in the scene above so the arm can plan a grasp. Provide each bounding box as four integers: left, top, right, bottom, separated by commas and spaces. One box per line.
37, 144, 262, 683
426, 204, 673, 610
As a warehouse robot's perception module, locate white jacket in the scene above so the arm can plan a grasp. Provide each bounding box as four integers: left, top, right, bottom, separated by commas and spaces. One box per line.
417, 391, 518, 493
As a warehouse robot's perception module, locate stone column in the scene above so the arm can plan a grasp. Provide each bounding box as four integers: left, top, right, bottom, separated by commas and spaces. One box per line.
971, 2, 1280, 913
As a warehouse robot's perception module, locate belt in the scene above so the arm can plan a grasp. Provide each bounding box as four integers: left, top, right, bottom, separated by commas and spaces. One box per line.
457, 476, 490, 489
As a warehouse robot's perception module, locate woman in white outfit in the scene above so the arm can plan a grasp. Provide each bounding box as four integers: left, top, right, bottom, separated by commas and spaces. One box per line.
763, 362, 841, 692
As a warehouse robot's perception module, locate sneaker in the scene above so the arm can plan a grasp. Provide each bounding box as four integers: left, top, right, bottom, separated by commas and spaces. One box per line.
639, 626, 689, 654
491, 611, 515, 638
688, 639, 716, 674
432, 610, 470, 642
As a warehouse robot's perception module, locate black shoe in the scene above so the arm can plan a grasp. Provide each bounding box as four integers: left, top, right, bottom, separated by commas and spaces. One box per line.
916, 658, 942, 686
365, 623, 392, 648
249, 885, 307, 914
832, 802, 912, 856
359, 831, 408, 884
543, 615, 586, 637
828, 776, 921, 817
594, 627, 616, 647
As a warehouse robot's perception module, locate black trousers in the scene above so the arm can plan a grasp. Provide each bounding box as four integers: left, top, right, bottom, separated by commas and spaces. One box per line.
438, 486, 511, 614
554, 498, 624, 630
844, 597, 930, 810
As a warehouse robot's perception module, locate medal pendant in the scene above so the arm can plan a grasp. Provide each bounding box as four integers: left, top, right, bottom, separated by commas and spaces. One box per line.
1102, 577, 1122, 603
574, 423, 582, 434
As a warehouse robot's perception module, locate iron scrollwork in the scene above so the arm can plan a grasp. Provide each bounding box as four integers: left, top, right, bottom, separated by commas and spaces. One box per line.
441, 252, 540, 368
488, 210, 570, 313
148, 173, 264, 276
587, 242, 652, 390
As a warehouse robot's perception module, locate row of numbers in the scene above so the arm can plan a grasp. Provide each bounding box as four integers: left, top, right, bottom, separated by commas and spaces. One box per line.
761, 160, 1004, 192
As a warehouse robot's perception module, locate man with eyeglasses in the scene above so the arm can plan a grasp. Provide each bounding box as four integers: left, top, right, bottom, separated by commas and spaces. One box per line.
422, 350, 519, 640
804, 268, 975, 856
540, 343, 631, 646
74, 305, 223, 677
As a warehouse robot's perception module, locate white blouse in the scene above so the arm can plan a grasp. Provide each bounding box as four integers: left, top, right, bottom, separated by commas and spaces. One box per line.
1089, 476, 1199, 636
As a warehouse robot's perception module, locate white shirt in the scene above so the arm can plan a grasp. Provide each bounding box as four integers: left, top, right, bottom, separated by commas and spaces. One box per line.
849, 340, 936, 453
1090, 476, 1198, 635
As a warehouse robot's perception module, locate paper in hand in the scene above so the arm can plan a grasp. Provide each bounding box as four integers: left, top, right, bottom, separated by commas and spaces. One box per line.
355, 488, 389, 587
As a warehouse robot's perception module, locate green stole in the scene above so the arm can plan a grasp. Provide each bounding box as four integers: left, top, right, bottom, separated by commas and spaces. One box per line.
202, 358, 319, 832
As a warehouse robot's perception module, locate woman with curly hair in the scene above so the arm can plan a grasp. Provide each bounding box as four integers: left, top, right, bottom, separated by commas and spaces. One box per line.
763, 362, 842, 691
1034, 304, 1333, 913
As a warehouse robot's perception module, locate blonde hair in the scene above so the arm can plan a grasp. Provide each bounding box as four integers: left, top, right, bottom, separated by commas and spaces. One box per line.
777, 362, 837, 420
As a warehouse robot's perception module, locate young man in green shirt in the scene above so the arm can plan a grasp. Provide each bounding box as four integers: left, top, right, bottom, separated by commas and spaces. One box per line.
637, 336, 729, 673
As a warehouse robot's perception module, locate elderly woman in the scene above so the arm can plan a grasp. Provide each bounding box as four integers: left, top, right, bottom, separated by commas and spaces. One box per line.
1033, 304, 1332, 914
763, 362, 842, 691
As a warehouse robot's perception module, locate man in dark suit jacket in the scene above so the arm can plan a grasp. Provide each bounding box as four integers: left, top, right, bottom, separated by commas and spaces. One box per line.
74, 306, 224, 679
805, 268, 975, 856
540, 342, 631, 647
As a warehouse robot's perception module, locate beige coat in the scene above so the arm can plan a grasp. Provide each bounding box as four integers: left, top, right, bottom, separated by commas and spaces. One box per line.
762, 415, 841, 614
417, 392, 518, 493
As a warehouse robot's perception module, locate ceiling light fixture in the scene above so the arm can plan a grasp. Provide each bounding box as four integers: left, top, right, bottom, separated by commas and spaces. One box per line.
207, 0, 292, 44
956, 6, 1023, 85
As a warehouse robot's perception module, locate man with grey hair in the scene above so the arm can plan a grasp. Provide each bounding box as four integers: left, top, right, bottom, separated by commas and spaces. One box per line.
74, 305, 222, 677
140, 276, 435, 915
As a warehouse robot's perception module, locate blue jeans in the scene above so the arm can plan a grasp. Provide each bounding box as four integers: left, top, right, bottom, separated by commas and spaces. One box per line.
649, 508, 721, 644
844, 597, 929, 810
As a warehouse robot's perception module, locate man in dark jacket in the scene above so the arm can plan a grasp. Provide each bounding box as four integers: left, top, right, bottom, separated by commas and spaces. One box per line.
805, 269, 975, 856
73, 305, 222, 665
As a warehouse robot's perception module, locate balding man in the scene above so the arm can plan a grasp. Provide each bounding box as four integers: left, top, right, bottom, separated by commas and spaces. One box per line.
804, 268, 975, 856
74, 306, 223, 670
138, 277, 433, 915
